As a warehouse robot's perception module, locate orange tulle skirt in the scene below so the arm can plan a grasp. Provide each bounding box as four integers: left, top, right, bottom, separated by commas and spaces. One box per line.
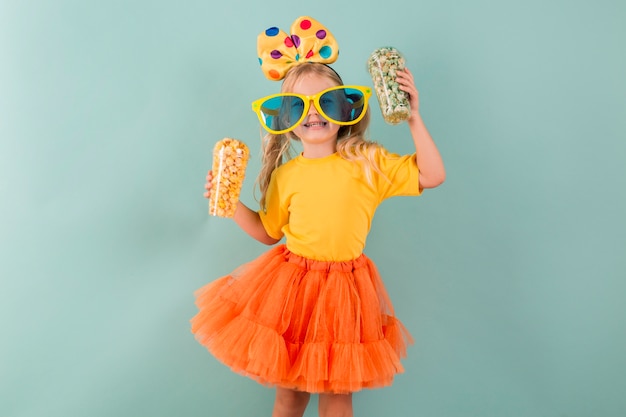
190, 245, 413, 394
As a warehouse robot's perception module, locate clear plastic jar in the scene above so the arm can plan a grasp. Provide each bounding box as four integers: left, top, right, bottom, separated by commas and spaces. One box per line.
367, 47, 410, 125
209, 138, 250, 218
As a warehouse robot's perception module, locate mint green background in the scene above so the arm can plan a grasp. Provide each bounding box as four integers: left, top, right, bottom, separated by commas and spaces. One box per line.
1, 1, 625, 416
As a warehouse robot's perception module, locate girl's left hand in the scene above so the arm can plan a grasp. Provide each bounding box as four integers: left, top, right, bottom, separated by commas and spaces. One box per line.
396, 68, 420, 117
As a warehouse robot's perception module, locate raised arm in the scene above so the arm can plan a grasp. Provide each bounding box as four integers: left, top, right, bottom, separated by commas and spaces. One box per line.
396, 68, 446, 189
204, 171, 280, 245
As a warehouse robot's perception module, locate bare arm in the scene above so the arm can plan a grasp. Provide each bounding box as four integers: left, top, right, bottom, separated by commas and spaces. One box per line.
396, 68, 446, 189
204, 171, 280, 245
232, 201, 280, 245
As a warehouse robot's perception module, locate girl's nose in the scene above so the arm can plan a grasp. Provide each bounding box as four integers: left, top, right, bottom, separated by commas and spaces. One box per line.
307, 99, 319, 115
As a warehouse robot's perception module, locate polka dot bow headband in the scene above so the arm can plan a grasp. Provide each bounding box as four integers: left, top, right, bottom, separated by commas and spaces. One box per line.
257, 16, 339, 81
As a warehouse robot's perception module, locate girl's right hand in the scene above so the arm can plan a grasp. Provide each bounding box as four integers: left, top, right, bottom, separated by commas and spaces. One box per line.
203, 170, 213, 199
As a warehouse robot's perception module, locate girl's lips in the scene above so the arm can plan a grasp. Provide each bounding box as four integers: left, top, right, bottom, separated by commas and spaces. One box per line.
304, 120, 327, 128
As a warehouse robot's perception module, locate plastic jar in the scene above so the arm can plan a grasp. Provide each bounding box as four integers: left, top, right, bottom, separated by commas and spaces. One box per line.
209, 138, 250, 218
367, 47, 410, 125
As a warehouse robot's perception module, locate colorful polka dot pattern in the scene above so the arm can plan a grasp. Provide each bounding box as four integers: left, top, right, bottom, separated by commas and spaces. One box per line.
257, 16, 339, 81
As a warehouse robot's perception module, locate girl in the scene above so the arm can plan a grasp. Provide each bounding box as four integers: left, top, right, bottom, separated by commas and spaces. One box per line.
192, 17, 445, 417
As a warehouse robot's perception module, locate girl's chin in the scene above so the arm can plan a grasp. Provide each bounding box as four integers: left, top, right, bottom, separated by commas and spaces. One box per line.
298, 131, 335, 140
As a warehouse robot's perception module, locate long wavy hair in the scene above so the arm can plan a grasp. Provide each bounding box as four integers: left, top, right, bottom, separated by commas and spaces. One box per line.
256, 62, 384, 210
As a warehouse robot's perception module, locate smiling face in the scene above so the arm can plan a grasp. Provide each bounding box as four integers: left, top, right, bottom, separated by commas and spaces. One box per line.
288, 73, 342, 157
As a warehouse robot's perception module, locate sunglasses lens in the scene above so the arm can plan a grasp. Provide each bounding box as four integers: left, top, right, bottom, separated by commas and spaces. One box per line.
286, 96, 305, 125
258, 95, 305, 132
319, 88, 366, 123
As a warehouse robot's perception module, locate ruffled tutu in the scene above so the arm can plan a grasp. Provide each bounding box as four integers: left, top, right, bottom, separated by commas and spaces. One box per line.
190, 245, 413, 394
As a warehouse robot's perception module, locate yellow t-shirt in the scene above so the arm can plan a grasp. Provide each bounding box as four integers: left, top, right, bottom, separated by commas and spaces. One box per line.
259, 147, 421, 261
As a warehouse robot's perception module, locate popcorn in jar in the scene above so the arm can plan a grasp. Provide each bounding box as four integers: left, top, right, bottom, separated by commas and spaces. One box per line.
367, 47, 410, 125
209, 138, 250, 218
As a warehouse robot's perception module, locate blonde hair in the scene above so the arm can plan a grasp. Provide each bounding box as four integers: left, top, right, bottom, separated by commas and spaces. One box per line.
256, 63, 384, 210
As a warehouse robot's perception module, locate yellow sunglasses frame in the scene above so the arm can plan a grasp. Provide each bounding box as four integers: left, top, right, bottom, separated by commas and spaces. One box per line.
251, 85, 372, 135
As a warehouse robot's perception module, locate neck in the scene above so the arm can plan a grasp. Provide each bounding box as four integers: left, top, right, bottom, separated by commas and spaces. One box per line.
301, 142, 337, 159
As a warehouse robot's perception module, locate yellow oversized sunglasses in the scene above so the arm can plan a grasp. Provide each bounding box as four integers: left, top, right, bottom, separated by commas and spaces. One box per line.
251, 85, 372, 135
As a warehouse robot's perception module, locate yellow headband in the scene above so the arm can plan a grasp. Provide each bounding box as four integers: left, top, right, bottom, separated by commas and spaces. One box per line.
257, 16, 339, 81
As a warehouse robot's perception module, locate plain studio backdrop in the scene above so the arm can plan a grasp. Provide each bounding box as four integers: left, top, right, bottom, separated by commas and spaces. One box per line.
1, 1, 625, 416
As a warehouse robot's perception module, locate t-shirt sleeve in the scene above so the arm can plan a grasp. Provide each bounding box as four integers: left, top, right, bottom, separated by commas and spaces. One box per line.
375, 148, 421, 200
258, 170, 287, 240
